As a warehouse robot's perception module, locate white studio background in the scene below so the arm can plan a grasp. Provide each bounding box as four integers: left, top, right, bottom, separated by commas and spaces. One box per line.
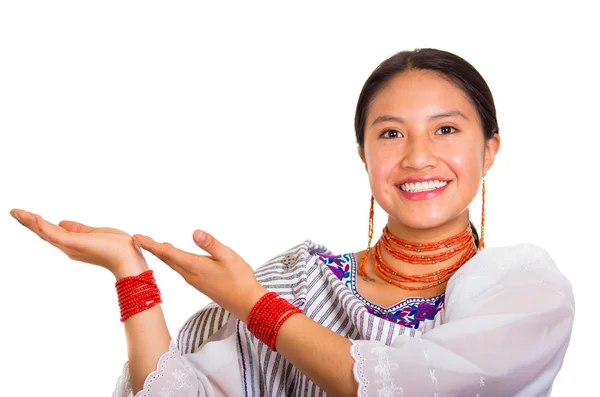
0, 1, 596, 395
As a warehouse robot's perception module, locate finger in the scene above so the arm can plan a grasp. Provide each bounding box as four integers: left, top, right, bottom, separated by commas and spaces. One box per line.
192, 230, 231, 261
10, 209, 27, 227
11, 209, 51, 242
34, 214, 95, 255
58, 220, 95, 233
34, 213, 80, 248
60, 221, 130, 237
11, 210, 68, 249
97, 227, 131, 237
133, 234, 206, 275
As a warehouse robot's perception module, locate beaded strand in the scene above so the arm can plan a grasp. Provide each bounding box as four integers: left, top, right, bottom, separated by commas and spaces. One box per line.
247, 292, 302, 351
115, 270, 162, 322
358, 224, 478, 291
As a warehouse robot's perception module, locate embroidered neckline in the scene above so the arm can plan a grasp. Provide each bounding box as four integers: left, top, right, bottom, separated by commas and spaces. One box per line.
319, 252, 445, 329
348, 252, 444, 314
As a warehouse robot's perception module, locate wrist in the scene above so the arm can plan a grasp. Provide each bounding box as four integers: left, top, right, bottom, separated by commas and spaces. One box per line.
113, 260, 150, 281
239, 284, 270, 323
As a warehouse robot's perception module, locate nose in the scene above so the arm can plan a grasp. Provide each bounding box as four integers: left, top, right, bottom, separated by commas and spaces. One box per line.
400, 135, 437, 170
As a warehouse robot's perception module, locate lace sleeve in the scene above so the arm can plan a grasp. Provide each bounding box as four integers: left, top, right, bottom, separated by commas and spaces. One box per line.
111, 341, 199, 397
350, 244, 575, 397
112, 315, 242, 397
112, 361, 134, 397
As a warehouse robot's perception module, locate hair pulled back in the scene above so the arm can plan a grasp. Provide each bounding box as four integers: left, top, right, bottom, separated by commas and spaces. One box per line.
354, 48, 499, 148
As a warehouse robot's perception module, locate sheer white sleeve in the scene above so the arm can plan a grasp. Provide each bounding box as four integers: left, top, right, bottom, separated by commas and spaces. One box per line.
350, 244, 575, 397
111, 316, 242, 397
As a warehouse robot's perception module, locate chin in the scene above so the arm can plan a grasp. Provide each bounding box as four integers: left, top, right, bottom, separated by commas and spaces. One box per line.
386, 203, 462, 230
395, 216, 449, 231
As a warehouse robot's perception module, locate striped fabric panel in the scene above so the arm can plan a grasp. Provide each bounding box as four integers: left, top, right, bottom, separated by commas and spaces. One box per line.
175, 239, 420, 396
246, 242, 361, 396
176, 308, 204, 354
239, 323, 260, 397
177, 241, 320, 354
177, 303, 230, 354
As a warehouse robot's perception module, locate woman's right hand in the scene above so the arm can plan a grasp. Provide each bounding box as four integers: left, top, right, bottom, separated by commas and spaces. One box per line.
10, 209, 148, 279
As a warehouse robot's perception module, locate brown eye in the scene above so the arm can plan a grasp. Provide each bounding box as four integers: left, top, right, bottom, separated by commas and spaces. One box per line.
381, 129, 403, 139
437, 126, 457, 135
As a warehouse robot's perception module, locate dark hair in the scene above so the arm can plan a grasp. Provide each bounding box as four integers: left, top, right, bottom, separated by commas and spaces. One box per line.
354, 48, 499, 148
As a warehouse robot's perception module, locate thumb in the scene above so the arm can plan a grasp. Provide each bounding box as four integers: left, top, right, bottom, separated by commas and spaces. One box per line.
59, 220, 95, 233
193, 230, 229, 261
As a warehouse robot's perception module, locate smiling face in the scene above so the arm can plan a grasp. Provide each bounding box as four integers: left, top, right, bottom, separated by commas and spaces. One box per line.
359, 69, 500, 237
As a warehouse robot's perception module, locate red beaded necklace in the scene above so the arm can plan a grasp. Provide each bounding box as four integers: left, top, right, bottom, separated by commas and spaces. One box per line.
358, 225, 478, 290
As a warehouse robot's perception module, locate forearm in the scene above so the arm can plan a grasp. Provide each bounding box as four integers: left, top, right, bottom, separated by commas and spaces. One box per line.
275, 314, 357, 397
115, 266, 172, 394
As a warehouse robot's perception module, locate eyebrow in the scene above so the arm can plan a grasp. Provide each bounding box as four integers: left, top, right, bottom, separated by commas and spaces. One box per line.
370, 110, 469, 127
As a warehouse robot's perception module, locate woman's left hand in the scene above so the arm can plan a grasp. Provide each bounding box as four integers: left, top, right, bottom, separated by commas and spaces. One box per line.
132, 230, 269, 322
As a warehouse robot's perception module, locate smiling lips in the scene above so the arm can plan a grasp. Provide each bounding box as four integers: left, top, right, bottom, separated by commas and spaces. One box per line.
399, 180, 448, 193
397, 179, 450, 200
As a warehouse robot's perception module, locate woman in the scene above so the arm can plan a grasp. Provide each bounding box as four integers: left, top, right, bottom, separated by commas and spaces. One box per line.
10, 48, 574, 396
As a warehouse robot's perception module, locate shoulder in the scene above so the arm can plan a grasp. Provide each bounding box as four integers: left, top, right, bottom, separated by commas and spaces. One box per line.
443, 244, 575, 330
453, 243, 564, 281
448, 243, 574, 307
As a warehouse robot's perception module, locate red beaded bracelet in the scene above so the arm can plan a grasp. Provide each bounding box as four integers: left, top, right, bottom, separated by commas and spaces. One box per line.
269, 308, 301, 349
247, 292, 302, 351
115, 270, 162, 322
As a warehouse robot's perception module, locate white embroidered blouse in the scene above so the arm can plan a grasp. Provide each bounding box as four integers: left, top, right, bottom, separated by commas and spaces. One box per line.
111, 241, 574, 397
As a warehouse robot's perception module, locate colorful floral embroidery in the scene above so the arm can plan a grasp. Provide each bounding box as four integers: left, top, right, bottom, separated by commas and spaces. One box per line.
320, 253, 444, 329
320, 253, 352, 286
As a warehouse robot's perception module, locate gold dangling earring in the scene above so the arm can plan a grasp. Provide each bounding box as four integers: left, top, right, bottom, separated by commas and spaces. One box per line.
358, 195, 375, 279
479, 178, 486, 250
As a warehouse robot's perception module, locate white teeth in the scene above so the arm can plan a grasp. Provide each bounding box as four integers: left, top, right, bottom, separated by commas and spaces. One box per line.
399, 180, 447, 193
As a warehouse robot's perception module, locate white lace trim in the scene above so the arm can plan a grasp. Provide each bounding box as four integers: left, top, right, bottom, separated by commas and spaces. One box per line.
135, 340, 193, 397
111, 361, 134, 397
123, 362, 133, 396
351, 340, 406, 397
350, 340, 369, 397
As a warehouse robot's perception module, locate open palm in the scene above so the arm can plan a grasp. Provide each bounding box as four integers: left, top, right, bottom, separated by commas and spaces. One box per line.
10, 209, 147, 277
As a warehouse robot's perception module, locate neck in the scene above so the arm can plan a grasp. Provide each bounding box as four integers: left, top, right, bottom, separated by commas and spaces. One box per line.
385, 212, 471, 243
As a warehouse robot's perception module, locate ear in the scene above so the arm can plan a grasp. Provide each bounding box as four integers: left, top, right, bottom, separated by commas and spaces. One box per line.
483, 134, 501, 177
358, 147, 368, 171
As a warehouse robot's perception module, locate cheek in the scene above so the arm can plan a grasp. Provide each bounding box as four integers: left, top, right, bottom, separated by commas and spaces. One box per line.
448, 151, 484, 204
366, 150, 397, 187
448, 145, 484, 179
